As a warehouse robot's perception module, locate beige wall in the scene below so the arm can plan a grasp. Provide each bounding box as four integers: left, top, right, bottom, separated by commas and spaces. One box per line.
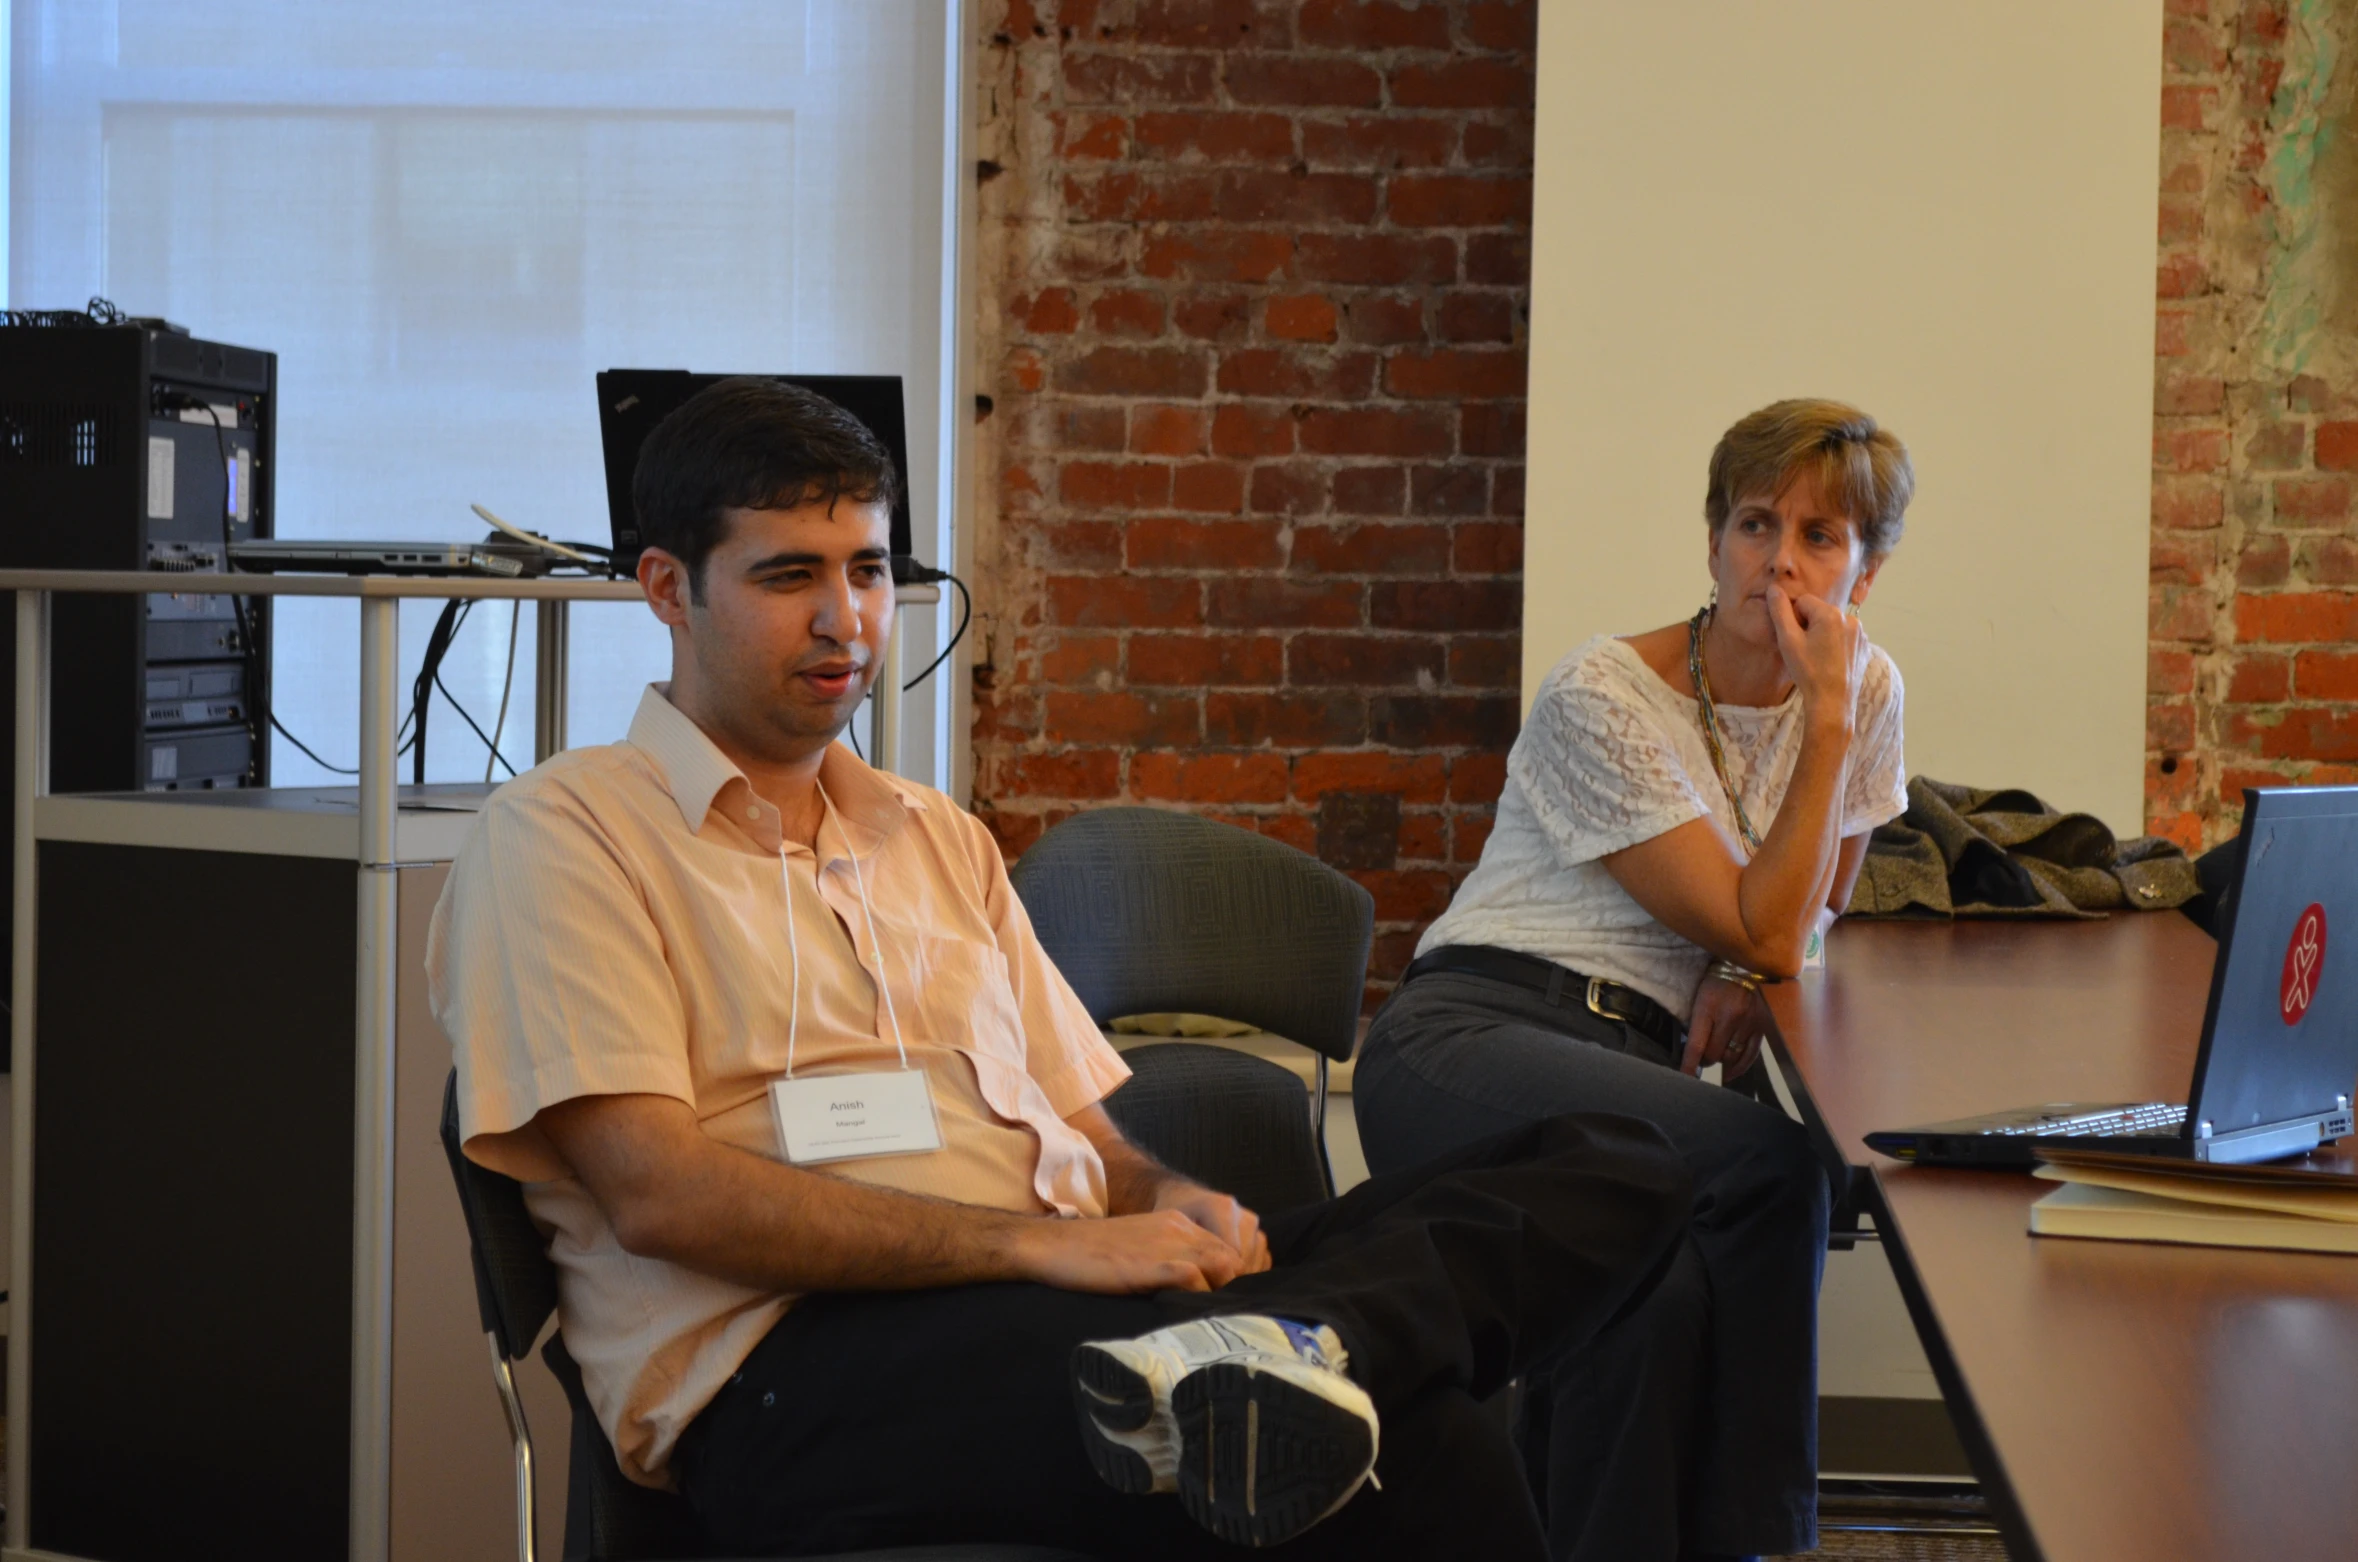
1526, 1, 2163, 831
392, 863, 570, 1561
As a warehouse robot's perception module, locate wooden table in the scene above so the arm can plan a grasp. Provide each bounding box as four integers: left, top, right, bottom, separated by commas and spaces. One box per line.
1767, 916, 2358, 1562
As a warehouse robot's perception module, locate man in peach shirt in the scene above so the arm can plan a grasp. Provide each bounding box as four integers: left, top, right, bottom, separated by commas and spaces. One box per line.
432, 380, 1709, 1561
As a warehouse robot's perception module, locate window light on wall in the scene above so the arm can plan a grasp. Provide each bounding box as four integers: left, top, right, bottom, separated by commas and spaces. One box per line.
8, 0, 958, 787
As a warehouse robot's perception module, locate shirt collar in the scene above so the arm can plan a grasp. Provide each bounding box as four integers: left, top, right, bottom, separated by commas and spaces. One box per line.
626, 683, 926, 854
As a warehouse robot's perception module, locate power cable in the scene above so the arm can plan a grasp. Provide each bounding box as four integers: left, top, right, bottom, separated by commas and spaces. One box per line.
434, 665, 521, 780
272, 715, 358, 777
410, 599, 468, 783
900, 568, 972, 693
488, 600, 521, 783
470, 502, 613, 570
408, 597, 523, 783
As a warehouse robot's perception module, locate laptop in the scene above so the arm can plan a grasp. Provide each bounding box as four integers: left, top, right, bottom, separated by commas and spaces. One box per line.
228, 537, 552, 578
1865, 785, 2358, 1169
594, 370, 915, 576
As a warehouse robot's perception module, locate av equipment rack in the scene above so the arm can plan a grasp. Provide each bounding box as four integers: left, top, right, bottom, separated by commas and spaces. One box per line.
0, 316, 277, 1023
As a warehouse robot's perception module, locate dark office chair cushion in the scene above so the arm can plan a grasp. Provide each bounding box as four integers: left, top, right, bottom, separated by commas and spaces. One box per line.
1104, 1043, 1330, 1215
440, 1071, 559, 1360
1008, 807, 1373, 1064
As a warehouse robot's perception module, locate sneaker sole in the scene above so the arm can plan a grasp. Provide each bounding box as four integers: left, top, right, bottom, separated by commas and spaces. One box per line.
1173, 1362, 1376, 1548
1071, 1343, 1163, 1495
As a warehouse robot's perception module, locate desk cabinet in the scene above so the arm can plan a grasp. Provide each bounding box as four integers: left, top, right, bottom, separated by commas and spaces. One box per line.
18, 792, 566, 1562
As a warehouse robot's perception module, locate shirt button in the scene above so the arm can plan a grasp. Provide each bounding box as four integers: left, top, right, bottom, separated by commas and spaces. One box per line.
746, 805, 761, 821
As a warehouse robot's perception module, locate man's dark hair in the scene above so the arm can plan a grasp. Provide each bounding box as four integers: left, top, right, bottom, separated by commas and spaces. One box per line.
631, 377, 902, 596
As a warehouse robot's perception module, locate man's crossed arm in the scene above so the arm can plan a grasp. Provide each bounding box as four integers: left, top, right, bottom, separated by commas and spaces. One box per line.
534, 1092, 1273, 1298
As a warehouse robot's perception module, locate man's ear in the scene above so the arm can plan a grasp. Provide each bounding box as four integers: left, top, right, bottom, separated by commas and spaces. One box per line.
638, 548, 694, 629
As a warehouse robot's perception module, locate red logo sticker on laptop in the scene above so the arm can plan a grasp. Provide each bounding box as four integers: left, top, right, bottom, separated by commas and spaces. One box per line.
2280, 904, 2327, 1025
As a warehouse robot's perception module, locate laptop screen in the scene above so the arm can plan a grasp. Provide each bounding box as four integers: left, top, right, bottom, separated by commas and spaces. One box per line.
2187, 785, 2358, 1138
595, 370, 913, 569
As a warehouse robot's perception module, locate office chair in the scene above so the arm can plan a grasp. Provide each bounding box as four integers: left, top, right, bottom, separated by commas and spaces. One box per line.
439, 1074, 1100, 1562
1007, 806, 1375, 1211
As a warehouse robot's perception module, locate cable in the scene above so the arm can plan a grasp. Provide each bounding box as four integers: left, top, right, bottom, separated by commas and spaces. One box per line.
900, 568, 972, 693
434, 667, 521, 779
470, 502, 611, 567
830, 563, 970, 766
272, 714, 358, 776
487, 599, 521, 783
405, 597, 522, 783
411, 599, 466, 784
1, 296, 127, 329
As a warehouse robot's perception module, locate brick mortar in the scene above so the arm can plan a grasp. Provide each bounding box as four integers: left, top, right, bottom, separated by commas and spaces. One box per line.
970, 0, 1535, 1003
2148, 0, 2358, 851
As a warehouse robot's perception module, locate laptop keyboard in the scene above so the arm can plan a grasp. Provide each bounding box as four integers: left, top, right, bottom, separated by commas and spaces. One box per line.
1987, 1102, 2188, 1138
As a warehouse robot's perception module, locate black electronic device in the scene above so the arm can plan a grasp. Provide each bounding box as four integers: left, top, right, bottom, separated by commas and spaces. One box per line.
595, 370, 915, 574
1866, 785, 2358, 1169
0, 312, 278, 1028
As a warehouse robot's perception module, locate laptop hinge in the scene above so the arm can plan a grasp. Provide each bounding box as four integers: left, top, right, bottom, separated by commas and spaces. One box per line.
2192, 1115, 2338, 1165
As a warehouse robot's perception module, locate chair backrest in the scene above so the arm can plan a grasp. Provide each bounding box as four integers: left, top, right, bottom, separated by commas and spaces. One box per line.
1103, 1043, 1333, 1212
440, 1072, 710, 1562
1007, 807, 1373, 1063
440, 1071, 559, 1362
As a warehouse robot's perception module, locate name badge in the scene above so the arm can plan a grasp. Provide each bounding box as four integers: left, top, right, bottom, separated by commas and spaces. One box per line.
769, 1069, 944, 1165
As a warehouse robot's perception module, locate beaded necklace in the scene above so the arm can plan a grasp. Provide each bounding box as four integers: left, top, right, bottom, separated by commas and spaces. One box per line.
1686, 606, 1764, 853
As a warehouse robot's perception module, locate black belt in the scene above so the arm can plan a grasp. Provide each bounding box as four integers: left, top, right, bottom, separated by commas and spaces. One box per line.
1401, 944, 1684, 1056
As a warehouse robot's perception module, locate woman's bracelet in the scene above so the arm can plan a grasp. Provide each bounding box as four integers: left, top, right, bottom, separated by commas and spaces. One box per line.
1705, 958, 1773, 992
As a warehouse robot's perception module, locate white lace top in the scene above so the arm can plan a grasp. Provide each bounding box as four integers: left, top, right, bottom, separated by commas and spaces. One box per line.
1418, 635, 1909, 1023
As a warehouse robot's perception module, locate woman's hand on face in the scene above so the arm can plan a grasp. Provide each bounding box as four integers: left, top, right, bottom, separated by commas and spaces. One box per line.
1681, 973, 1774, 1079
1765, 584, 1868, 731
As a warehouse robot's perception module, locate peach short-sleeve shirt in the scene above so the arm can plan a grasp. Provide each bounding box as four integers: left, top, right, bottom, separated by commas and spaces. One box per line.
427, 685, 1130, 1487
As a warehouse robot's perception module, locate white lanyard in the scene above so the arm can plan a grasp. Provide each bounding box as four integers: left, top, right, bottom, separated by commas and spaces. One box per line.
767, 783, 940, 1164
777, 782, 909, 1079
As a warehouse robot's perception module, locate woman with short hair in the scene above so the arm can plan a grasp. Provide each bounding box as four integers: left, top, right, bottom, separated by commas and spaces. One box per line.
1353, 398, 1915, 1562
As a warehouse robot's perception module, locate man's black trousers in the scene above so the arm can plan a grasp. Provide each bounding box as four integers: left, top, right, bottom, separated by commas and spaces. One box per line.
672, 1113, 1693, 1562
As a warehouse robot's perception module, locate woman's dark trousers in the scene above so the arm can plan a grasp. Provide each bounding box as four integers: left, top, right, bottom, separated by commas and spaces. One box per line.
1355, 970, 1831, 1561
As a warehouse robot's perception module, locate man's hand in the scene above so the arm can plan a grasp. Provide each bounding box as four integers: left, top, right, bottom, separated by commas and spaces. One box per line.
1060, 1099, 1272, 1281
1682, 973, 1774, 1079
1155, 1181, 1271, 1274
1009, 1209, 1252, 1294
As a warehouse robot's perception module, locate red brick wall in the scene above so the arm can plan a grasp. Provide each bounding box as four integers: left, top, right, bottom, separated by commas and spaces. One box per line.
2148, 0, 2358, 849
968, 0, 1534, 1000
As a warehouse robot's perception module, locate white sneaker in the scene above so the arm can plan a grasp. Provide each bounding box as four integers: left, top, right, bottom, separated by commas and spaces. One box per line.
1072, 1314, 1380, 1547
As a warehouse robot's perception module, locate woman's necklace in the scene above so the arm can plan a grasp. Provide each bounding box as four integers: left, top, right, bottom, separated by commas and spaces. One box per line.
1687, 606, 1763, 853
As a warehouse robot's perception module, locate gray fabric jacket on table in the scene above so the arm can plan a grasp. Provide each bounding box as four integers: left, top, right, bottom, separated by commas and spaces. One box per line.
1848, 776, 2198, 919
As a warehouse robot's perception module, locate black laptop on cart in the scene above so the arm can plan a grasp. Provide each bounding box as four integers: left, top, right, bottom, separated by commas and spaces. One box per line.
1866, 785, 2358, 1169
